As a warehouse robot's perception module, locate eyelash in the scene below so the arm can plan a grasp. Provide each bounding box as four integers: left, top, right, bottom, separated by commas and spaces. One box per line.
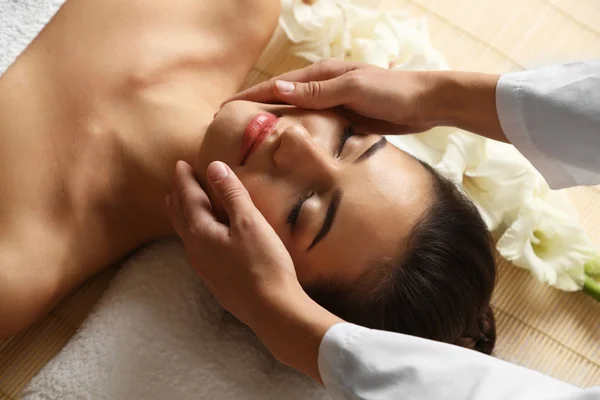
336, 124, 355, 157
287, 124, 353, 231
287, 191, 315, 229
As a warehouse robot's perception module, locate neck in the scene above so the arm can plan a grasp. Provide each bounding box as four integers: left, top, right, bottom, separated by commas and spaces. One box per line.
106, 72, 234, 244
124, 103, 215, 240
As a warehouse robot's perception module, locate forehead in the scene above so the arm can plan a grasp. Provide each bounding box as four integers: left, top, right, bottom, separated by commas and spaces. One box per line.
293, 143, 433, 285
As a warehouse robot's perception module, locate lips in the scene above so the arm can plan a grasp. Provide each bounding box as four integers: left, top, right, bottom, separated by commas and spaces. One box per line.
240, 113, 279, 165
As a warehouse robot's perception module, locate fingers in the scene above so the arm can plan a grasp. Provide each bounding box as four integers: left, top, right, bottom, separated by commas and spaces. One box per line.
169, 161, 228, 240
225, 79, 283, 105
229, 73, 356, 111
274, 74, 357, 109
205, 161, 261, 227
167, 160, 264, 245
223, 59, 358, 105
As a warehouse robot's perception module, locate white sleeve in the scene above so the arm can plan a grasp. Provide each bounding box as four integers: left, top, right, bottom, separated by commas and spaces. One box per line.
318, 323, 600, 400
495, 59, 600, 189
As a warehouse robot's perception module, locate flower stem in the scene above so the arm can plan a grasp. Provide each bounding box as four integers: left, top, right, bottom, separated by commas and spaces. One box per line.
585, 256, 600, 277
583, 273, 600, 302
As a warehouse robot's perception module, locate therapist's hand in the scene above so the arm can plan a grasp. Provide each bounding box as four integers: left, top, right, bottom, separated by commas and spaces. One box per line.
227, 59, 434, 133
226, 59, 438, 134
166, 160, 343, 383
166, 160, 297, 324
226, 59, 507, 142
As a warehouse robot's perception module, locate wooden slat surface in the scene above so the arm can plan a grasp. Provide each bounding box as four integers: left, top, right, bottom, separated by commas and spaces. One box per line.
1, 0, 599, 397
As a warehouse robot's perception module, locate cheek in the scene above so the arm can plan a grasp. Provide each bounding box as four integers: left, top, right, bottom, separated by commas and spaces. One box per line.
196, 123, 238, 173
236, 172, 316, 279
196, 101, 260, 172
290, 257, 319, 286
237, 172, 289, 233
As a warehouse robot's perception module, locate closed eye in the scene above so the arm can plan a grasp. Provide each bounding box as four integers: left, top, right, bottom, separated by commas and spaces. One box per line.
336, 124, 355, 157
287, 191, 315, 231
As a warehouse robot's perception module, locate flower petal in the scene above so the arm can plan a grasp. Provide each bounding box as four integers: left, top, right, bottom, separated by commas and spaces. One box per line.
498, 197, 597, 290
497, 214, 536, 261
349, 39, 391, 68
436, 132, 485, 182
555, 264, 585, 291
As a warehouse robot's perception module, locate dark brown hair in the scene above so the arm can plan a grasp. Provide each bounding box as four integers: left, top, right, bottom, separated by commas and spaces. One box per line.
305, 161, 497, 354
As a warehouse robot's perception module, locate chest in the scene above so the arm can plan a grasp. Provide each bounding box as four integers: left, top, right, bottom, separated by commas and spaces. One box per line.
0, 0, 278, 268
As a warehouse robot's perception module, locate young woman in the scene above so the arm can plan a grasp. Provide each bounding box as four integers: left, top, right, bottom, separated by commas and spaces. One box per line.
0, 0, 496, 354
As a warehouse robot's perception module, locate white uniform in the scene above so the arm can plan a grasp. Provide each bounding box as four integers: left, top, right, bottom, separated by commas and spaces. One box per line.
318, 59, 600, 400
496, 59, 600, 189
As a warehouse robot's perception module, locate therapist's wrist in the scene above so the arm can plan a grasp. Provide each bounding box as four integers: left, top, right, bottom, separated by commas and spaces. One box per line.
425, 71, 508, 142
249, 282, 343, 383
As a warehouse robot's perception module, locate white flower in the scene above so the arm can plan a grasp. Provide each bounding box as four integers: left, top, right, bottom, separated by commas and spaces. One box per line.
279, 0, 343, 43
430, 133, 534, 230
390, 130, 535, 231
497, 181, 597, 291
280, 0, 382, 64
384, 13, 449, 71
279, 0, 447, 70
464, 140, 536, 230
433, 131, 486, 182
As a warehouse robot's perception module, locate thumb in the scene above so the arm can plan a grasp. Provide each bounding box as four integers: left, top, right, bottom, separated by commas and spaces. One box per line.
273, 75, 351, 109
207, 161, 258, 223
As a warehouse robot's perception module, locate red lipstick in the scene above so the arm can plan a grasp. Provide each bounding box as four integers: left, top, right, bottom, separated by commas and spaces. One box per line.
240, 113, 279, 165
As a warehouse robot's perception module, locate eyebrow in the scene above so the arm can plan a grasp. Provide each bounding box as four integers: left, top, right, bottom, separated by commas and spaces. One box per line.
354, 136, 387, 163
308, 189, 343, 251
305, 137, 385, 251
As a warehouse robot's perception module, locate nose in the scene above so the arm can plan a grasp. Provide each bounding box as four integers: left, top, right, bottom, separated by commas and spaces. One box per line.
273, 124, 336, 187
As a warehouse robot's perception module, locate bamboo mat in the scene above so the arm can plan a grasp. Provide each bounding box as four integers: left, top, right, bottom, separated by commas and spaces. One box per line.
1, 0, 599, 397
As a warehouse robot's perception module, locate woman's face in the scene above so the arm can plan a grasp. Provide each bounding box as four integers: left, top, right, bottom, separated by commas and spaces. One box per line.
195, 101, 432, 286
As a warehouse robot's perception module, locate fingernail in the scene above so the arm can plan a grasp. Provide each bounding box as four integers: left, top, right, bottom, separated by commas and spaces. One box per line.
276, 80, 295, 94
208, 161, 229, 182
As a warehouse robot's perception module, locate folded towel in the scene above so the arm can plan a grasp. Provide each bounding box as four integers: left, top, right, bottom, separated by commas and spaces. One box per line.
0, 0, 65, 75
23, 240, 329, 399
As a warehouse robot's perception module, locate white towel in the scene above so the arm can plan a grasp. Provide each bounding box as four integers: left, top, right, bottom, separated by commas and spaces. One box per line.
0, 0, 65, 75
23, 240, 329, 399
